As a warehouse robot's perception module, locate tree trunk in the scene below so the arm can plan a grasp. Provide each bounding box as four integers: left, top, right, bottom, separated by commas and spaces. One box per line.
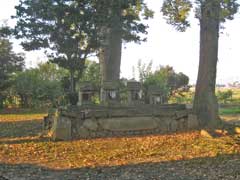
99, 2, 122, 102
99, 29, 122, 83
193, 0, 221, 127
99, 0, 122, 83
70, 70, 75, 93
0, 95, 4, 109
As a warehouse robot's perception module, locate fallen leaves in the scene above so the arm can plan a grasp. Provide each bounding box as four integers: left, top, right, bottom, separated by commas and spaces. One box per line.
0, 114, 47, 122
0, 114, 240, 170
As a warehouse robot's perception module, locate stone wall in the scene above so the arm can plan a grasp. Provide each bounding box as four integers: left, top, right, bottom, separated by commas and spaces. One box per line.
50, 104, 199, 141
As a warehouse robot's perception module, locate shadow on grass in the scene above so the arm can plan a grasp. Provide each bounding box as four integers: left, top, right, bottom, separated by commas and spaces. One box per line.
0, 119, 43, 139
0, 154, 240, 180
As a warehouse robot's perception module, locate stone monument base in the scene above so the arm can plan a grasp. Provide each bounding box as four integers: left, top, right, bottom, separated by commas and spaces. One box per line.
48, 104, 199, 141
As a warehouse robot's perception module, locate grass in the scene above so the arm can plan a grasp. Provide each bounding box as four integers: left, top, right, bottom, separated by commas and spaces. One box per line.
0, 114, 47, 122
0, 112, 240, 170
170, 88, 240, 104
0, 108, 48, 115
220, 107, 240, 115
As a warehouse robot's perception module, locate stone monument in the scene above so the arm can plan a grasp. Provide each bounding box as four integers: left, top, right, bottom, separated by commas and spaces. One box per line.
100, 81, 119, 105
148, 85, 165, 104
127, 80, 142, 105
48, 42, 198, 140
78, 82, 97, 106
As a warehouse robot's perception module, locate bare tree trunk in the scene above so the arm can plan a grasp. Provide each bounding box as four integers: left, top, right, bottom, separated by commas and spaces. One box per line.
193, 0, 221, 127
99, 0, 122, 83
99, 1, 122, 102
99, 29, 122, 83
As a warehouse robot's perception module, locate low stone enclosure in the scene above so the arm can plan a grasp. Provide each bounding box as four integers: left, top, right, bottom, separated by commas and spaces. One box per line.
47, 104, 199, 141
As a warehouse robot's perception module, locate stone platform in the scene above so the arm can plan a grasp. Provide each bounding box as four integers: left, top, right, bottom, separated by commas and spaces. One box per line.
49, 104, 199, 140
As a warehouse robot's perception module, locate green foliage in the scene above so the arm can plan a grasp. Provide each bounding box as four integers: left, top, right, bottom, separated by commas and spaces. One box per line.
14, 63, 66, 108
13, 0, 100, 94
13, 0, 153, 94
161, 0, 239, 31
144, 66, 189, 102
37, 63, 68, 81
76, 60, 101, 104
143, 67, 170, 98
217, 90, 233, 104
0, 37, 25, 108
162, 0, 192, 31
80, 61, 101, 88
219, 107, 240, 115
0, 38, 24, 90
94, 0, 154, 43
169, 90, 194, 104
67, 92, 78, 106
136, 60, 189, 103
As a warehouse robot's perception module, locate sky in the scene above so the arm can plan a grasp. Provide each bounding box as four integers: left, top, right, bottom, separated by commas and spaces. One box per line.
0, 0, 240, 84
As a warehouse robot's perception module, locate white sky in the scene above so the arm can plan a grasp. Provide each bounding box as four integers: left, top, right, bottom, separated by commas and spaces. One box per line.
1, 0, 240, 84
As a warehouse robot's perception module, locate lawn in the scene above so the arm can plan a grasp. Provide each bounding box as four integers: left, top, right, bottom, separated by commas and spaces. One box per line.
220, 107, 240, 115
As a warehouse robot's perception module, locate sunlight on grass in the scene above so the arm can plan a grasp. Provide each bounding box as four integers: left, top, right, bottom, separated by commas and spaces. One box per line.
0, 114, 46, 122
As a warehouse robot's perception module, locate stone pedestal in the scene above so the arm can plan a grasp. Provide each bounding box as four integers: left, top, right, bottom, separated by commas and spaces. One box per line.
49, 104, 198, 140
101, 81, 119, 105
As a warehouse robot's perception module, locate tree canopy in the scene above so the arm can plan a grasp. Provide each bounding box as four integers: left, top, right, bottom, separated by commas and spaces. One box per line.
13, 63, 67, 108
0, 37, 25, 108
136, 60, 189, 103
12, 0, 153, 99
161, 0, 239, 31
13, 0, 100, 94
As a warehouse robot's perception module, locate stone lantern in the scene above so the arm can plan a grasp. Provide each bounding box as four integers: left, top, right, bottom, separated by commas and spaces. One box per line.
148, 85, 164, 104
78, 82, 97, 106
127, 80, 142, 105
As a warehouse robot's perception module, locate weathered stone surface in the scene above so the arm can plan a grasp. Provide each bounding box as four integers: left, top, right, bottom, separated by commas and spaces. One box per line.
175, 110, 188, 119
186, 104, 193, 109
51, 104, 192, 140
187, 114, 199, 129
85, 110, 108, 119
154, 117, 171, 132
82, 118, 99, 131
177, 118, 186, 131
170, 120, 178, 132
99, 117, 158, 131
159, 125, 169, 132
78, 127, 90, 138
61, 111, 78, 118
51, 117, 71, 141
